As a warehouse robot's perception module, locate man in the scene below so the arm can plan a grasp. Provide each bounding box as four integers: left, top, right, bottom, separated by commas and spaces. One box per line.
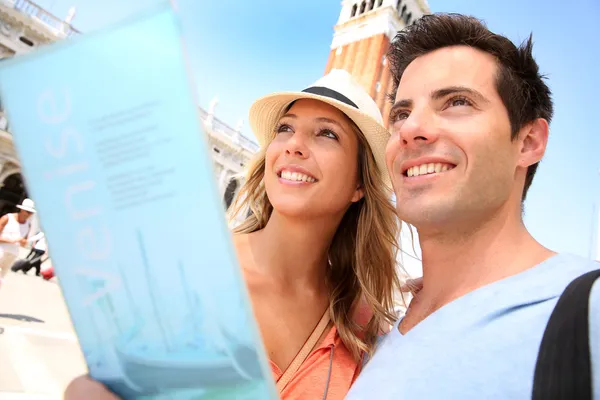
347, 13, 599, 399
11, 231, 47, 276
0, 198, 35, 289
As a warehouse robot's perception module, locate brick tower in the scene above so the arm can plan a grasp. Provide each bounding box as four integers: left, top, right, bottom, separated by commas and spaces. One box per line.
324, 0, 430, 126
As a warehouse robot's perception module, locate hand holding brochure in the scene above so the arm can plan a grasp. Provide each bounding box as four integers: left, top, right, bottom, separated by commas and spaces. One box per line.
0, 3, 278, 399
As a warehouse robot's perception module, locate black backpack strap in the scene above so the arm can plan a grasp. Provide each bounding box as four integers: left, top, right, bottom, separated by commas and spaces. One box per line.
532, 268, 600, 400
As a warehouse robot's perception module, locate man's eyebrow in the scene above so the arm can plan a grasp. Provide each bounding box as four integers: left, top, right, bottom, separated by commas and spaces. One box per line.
391, 99, 413, 109
431, 86, 490, 103
388, 86, 489, 124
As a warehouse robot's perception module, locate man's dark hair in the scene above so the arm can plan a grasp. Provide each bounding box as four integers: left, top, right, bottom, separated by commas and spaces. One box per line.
387, 13, 554, 201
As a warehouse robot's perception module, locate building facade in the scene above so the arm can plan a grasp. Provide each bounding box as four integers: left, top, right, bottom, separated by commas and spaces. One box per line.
0, 0, 257, 222
324, 0, 430, 126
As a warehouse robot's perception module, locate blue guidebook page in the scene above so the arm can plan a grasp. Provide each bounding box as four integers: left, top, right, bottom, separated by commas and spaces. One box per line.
0, 3, 278, 399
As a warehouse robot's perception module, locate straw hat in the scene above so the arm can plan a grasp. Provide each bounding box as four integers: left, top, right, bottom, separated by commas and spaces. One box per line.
248, 69, 391, 188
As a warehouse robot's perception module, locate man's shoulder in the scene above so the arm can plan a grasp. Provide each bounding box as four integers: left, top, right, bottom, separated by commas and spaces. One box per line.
549, 252, 598, 272
547, 253, 600, 315
561, 254, 600, 288
534, 253, 599, 291
548, 253, 600, 355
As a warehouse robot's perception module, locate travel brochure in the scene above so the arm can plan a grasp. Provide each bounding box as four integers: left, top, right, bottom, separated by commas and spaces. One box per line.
0, 2, 278, 399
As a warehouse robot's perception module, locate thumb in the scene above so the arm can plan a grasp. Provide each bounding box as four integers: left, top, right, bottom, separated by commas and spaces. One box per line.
400, 277, 423, 296
64, 375, 120, 399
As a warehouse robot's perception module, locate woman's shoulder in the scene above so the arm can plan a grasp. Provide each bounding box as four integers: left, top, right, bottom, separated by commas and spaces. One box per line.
352, 300, 397, 335
353, 300, 373, 327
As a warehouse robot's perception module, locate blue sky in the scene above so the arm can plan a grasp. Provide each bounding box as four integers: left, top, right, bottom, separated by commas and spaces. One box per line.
34, 0, 600, 261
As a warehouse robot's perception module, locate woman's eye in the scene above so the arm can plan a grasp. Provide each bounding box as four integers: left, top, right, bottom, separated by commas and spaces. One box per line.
275, 123, 293, 134
319, 129, 339, 140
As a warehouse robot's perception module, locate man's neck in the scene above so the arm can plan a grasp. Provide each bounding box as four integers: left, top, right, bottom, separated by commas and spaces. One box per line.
402, 208, 555, 333
246, 210, 342, 290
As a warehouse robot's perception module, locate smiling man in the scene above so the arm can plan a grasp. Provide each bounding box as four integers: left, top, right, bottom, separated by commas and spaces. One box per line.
346, 13, 600, 399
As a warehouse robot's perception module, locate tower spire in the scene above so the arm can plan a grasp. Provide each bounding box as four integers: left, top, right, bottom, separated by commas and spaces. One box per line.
324, 0, 430, 126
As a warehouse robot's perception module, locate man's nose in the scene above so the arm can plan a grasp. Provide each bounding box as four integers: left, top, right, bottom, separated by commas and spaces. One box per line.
398, 108, 440, 149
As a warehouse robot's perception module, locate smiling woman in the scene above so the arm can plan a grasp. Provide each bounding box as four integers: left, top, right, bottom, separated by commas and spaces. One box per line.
224, 69, 403, 400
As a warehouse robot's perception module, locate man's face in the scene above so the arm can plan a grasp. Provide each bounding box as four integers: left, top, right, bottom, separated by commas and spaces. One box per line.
386, 45, 523, 229
18, 210, 32, 222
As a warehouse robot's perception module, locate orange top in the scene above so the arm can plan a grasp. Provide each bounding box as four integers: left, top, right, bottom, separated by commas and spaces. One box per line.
271, 325, 361, 400
271, 305, 373, 400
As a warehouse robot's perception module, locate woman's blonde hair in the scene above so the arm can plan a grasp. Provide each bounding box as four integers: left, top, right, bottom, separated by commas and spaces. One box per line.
228, 116, 401, 361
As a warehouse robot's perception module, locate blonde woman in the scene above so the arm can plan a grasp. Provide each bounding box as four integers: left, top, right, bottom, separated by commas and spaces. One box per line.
65, 69, 402, 400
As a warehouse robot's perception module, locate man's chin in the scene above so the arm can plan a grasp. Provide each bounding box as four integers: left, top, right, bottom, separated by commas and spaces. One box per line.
396, 203, 457, 229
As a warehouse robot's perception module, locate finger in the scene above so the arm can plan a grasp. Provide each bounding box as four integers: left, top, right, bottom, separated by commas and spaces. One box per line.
399, 278, 418, 291
400, 278, 423, 294
64, 375, 120, 399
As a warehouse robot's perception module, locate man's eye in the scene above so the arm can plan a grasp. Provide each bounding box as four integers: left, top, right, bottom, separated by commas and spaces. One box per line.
448, 96, 472, 107
391, 110, 410, 123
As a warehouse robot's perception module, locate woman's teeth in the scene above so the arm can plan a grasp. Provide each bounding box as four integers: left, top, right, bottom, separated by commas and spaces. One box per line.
280, 170, 316, 182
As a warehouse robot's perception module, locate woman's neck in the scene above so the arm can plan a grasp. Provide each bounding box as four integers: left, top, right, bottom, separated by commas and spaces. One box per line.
246, 210, 341, 289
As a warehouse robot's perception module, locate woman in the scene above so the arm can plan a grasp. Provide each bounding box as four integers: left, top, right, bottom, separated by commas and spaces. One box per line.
65, 69, 402, 399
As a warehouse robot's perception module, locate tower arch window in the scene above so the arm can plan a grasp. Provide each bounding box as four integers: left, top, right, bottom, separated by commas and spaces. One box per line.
359, 1, 366, 14
223, 178, 239, 211
401, 5, 407, 17
405, 12, 412, 24
378, 0, 383, 6
368, 0, 375, 11
396, 0, 402, 11
351, 3, 357, 17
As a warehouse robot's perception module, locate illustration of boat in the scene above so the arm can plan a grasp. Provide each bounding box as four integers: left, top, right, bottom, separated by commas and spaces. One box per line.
105, 229, 264, 393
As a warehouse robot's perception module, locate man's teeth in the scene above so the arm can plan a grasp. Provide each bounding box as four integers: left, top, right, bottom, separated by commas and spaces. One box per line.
407, 163, 453, 177
280, 170, 316, 182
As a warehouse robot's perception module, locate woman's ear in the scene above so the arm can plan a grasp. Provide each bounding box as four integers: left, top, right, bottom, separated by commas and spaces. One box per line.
351, 184, 365, 203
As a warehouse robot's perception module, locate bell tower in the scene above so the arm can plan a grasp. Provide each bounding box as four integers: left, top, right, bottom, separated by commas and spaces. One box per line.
324, 0, 430, 126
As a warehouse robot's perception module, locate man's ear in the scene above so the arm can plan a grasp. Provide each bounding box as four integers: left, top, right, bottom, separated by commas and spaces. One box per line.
518, 118, 549, 168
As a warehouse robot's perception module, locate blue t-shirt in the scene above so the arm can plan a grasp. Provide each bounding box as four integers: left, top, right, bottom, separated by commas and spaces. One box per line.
347, 254, 600, 399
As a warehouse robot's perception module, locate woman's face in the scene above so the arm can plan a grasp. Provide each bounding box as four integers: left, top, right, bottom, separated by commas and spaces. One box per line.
264, 99, 364, 220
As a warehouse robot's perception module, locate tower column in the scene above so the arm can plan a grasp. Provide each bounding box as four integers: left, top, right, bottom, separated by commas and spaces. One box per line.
324, 0, 430, 120
376, 55, 391, 113
343, 41, 359, 73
